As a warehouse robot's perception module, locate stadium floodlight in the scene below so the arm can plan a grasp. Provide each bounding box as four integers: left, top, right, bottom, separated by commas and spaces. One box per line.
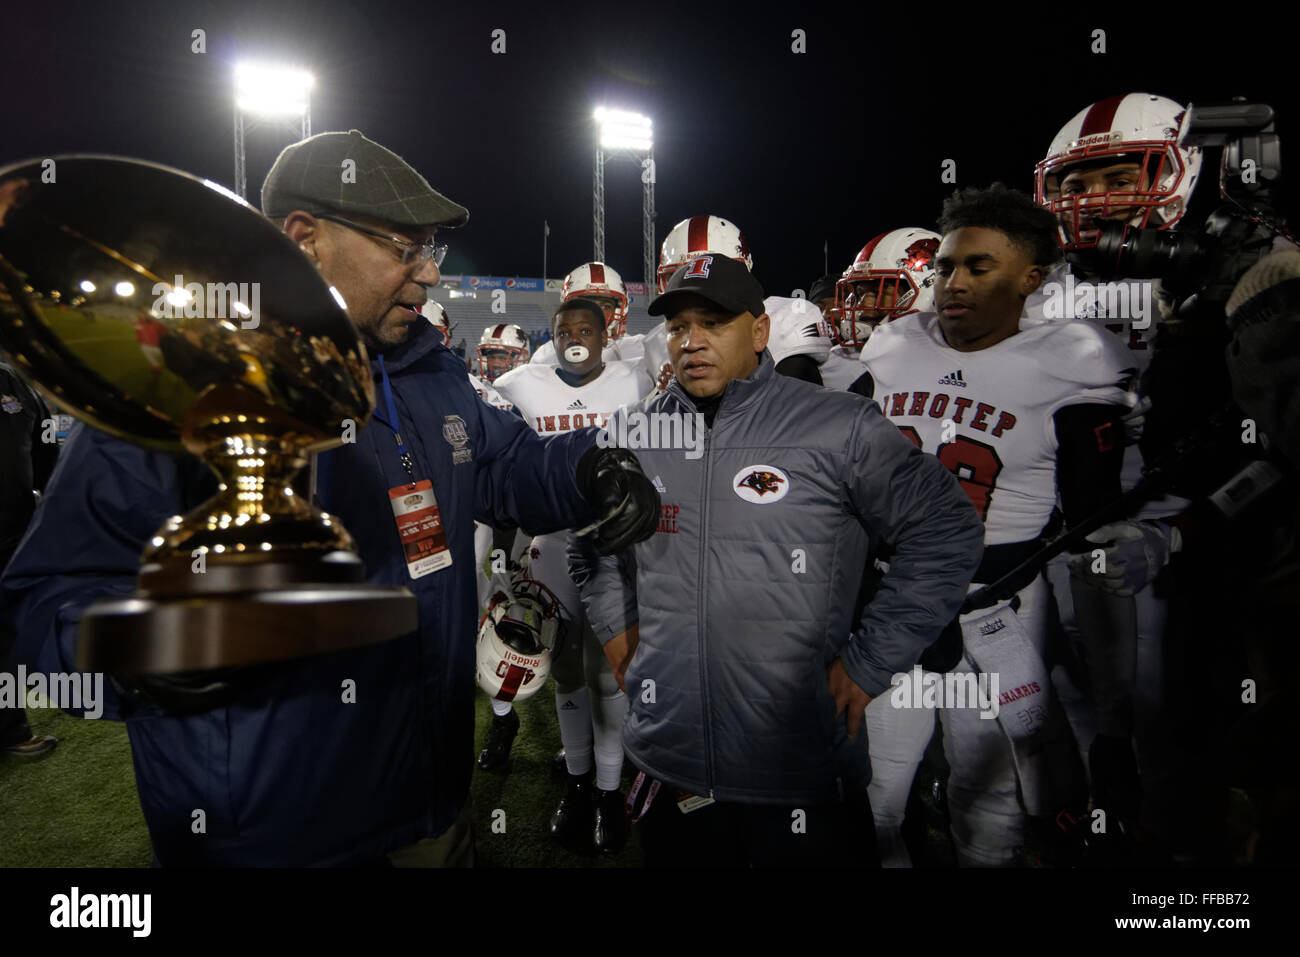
594, 107, 653, 152
235, 63, 314, 118
232, 61, 314, 200
592, 107, 656, 286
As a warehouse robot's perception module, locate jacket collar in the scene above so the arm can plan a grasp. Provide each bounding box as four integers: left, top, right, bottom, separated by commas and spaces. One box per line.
367, 314, 443, 375
665, 349, 775, 422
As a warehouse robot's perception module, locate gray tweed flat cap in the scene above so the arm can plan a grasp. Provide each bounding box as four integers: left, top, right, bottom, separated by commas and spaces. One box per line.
261, 129, 469, 228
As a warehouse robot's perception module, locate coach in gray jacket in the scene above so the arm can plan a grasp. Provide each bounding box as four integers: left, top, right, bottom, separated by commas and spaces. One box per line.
569, 254, 984, 866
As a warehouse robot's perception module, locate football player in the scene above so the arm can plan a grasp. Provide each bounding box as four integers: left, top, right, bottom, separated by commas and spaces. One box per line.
853, 184, 1135, 866
821, 228, 941, 390
1031, 93, 1203, 852
654, 214, 832, 386
476, 323, 531, 383
491, 298, 645, 853
530, 262, 654, 369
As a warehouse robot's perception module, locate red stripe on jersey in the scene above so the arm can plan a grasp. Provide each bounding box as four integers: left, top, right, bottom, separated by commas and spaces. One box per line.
687, 216, 710, 255
589, 263, 606, 284
1079, 96, 1124, 137
498, 663, 526, 701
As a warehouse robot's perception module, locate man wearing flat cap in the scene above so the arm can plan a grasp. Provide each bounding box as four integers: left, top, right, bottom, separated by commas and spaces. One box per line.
2, 130, 659, 866
569, 254, 984, 866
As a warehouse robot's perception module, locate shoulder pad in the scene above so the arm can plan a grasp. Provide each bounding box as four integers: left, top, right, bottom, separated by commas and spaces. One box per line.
1019, 320, 1138, 391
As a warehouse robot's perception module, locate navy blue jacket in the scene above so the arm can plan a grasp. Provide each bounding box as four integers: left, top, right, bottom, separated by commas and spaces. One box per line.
0, 320, 598, 865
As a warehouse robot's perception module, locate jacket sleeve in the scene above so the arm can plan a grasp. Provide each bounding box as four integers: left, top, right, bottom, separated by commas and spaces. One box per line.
566, 531, 638, 646
471, 399, 601, 537
1225, 248, 1300, 471
0, 423, 212, 721
839, 401, 985, 697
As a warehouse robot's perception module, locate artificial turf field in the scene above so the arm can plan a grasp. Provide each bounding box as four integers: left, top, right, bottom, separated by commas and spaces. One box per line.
0, 683, 645, 868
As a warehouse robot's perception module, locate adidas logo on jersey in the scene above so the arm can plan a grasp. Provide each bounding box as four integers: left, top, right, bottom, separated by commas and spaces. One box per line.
567, 399, 586, 410
561, 701, 579, 711
651, 475, 667, 493
937, 369, 967, 387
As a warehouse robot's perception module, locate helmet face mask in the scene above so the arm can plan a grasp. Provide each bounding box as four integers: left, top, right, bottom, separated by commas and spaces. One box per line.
475, 577, 565, 703
561, 263, 629, 338
476, 323, 529, 381
1033, 93, 1202, 252
833, 228, 940, 348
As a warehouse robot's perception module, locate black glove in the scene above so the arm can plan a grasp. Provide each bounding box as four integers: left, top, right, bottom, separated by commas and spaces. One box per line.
576, 446, 661, 555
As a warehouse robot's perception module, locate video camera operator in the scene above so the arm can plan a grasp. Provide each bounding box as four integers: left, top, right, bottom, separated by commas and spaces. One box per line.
1047, 96, 1299, 863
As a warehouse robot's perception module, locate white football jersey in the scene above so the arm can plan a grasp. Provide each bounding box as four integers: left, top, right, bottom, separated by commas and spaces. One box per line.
820, 346, 867, 391
640, 324, 672, 393
764, 295, 833, 366
1022, 264, 1184, 519
860, 312, 1135, 545
468, 372, 513, 412
493, 358, 644, 435
1022, 263, 1157, 373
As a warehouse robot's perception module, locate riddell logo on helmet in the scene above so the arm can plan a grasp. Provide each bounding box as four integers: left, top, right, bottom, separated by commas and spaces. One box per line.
1070, 132, 1123, 149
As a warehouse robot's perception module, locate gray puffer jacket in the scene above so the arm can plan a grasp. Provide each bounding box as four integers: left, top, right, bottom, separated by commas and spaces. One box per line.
571, 351, 983, 805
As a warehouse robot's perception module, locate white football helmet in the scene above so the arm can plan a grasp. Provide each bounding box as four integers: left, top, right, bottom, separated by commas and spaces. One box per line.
834, 228, 941, 347
561, 262, 629, 339
477, 323, 530, 381
1034, 93, 1203, 251
476, 578, 565, 703
657, 215, 754, 292
421, 300, 451, 340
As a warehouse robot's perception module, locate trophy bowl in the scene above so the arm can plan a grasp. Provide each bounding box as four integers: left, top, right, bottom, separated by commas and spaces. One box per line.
0, 155, 417, 679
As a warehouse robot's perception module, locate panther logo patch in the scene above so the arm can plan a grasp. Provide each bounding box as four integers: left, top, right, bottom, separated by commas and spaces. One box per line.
732, 465, 790, 504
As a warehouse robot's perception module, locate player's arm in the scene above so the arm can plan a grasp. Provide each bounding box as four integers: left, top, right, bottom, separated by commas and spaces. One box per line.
833, 400, 985, 736
567, 531, 639, 692
1056, 401, 1140, 742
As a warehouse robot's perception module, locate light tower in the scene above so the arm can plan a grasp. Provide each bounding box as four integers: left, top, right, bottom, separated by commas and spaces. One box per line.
233, 62, 314, 200
592, 107, 655, 288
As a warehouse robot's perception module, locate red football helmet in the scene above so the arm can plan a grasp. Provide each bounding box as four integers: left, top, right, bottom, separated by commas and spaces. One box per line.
477, 323, 530, 382
834, 228, 940, 347
657, 215, 754, 293
1034, 93, 1203, 251
561, 262, 629, 338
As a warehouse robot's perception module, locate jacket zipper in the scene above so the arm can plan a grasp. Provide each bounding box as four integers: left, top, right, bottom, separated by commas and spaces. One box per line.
696, 410, 715, 798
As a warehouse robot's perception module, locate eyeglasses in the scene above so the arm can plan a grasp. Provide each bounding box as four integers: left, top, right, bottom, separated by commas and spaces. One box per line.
319, 214, 448, 267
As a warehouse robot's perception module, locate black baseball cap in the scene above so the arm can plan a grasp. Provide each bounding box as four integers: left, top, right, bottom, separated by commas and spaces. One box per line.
648, 254, 765, 320
262, 129, 469, 228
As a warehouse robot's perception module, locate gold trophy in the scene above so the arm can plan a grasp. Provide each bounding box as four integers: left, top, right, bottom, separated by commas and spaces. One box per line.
0, 155, 416, 682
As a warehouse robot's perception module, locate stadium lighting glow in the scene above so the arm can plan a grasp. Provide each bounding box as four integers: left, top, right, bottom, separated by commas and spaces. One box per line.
234, 62, 314, 118
79, 280, 95, 293
114, 281, 135, 297
595, 107, 653, 151
165, 286, 192, 308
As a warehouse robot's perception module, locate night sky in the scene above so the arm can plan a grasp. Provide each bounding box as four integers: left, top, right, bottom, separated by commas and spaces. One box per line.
2, 1, 1294, 296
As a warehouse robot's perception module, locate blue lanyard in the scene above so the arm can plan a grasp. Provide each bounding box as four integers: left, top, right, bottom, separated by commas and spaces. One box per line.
373, 355, 417, 486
